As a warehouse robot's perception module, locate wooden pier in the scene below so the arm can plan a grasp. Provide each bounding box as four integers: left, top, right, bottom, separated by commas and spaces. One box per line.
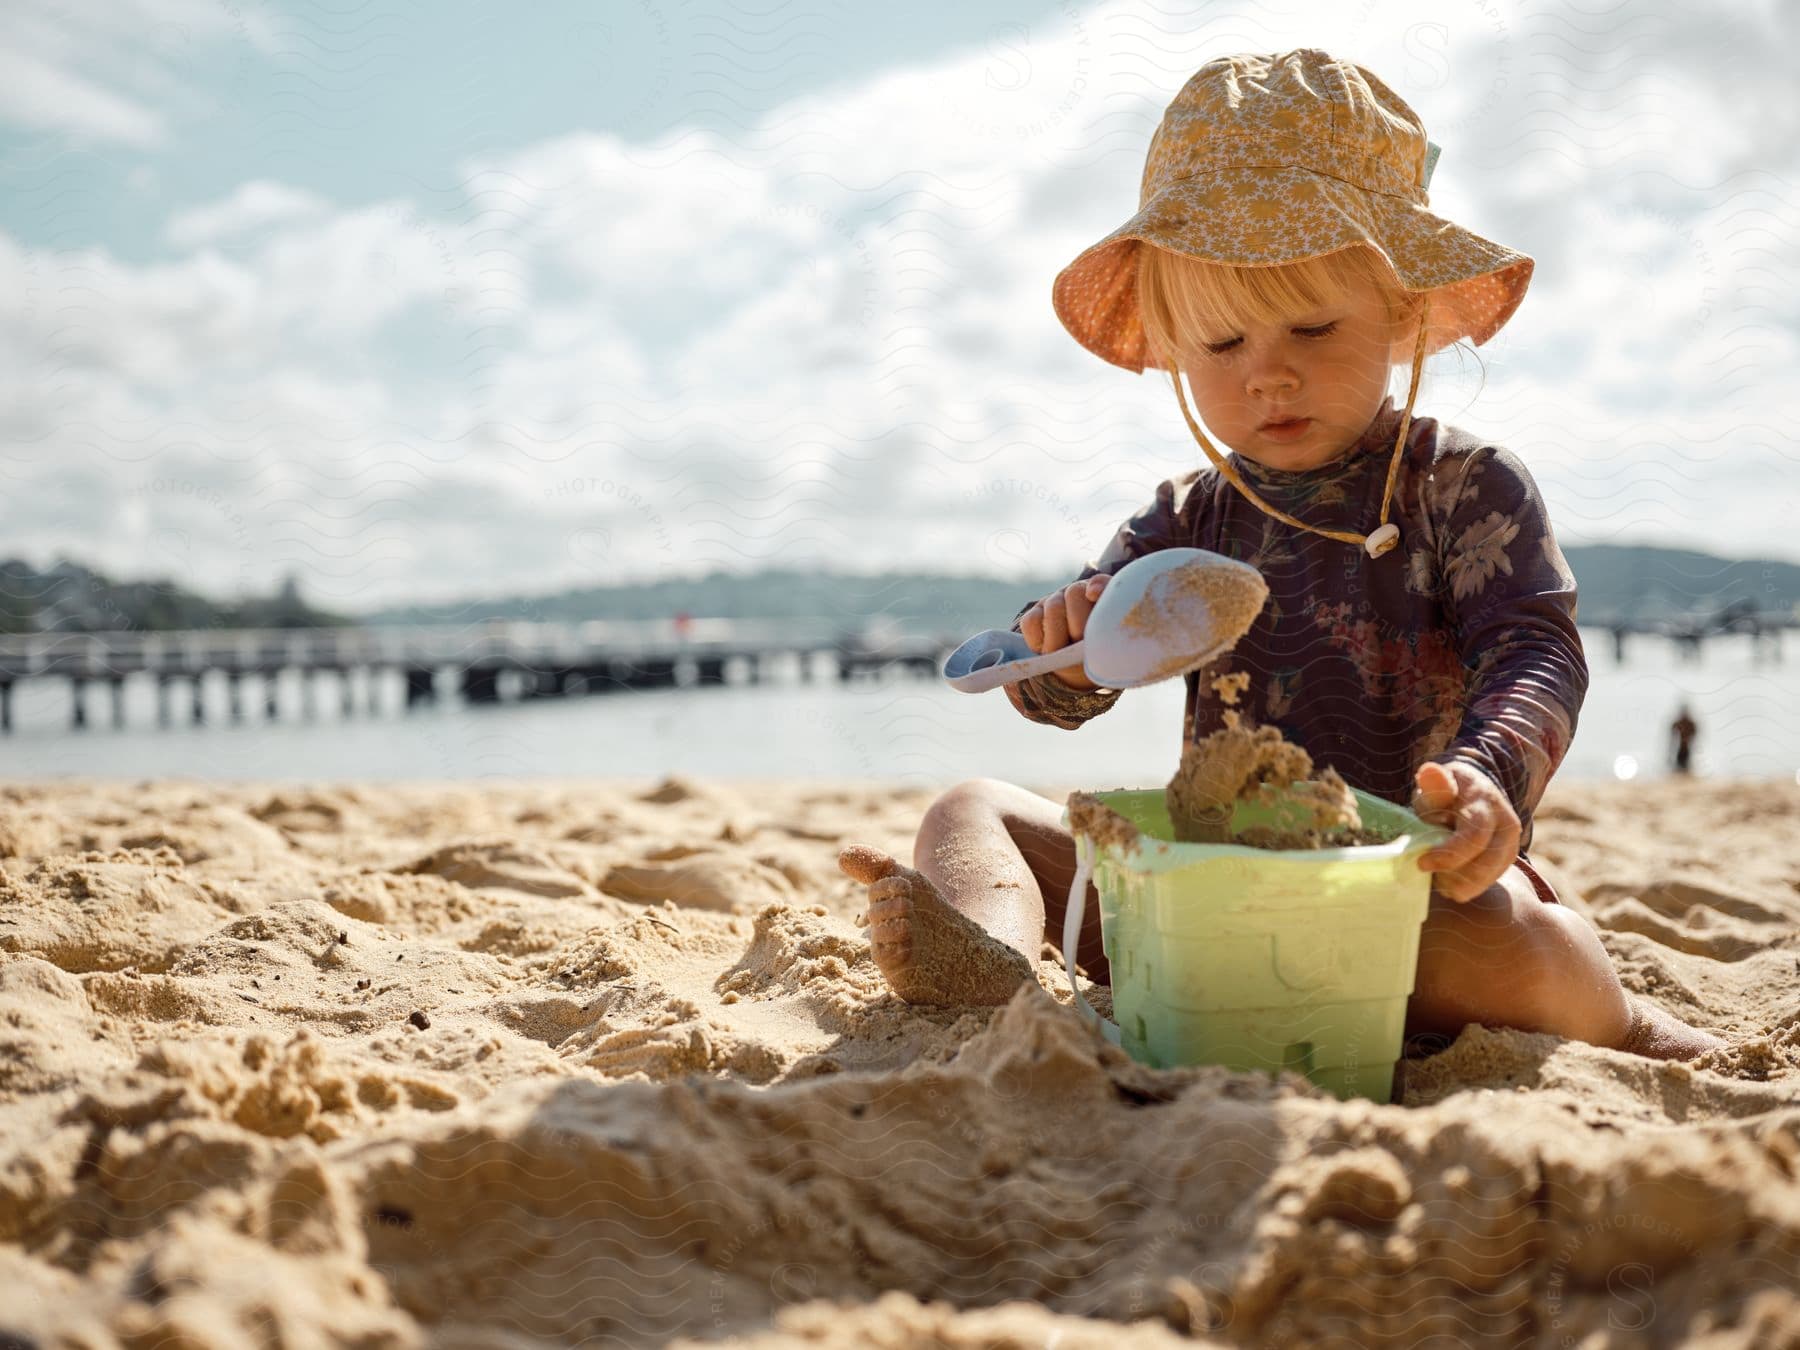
0, 619, 957, 733
1591, 599, 1791, 664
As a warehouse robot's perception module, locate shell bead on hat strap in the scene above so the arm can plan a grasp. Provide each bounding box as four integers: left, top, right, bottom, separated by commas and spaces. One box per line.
1364, 523, 1400, 557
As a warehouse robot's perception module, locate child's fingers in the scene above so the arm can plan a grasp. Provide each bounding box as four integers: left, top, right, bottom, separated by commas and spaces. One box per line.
1417, 760, 1455, 788
1410, 793, 1452, 828
1469, 829, 1521, 886
1020, 603, 1045, 653
1434, 829, 1519, 902
1411, 761, 1459, 815
1411, 794, 1454, 831
1437, 813, 1511, 876
1061, 582, 1092, 639
1022, 577, 1107, 655
1041, 591, 1071, 650
1063, 575, 1107, 638
1433, 871, 1484, 904
1418, 803, 1496, 873
1421, 829, 1487, 874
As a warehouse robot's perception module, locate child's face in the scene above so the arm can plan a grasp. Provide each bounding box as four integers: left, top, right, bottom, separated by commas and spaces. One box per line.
1182, 274, 1401, 473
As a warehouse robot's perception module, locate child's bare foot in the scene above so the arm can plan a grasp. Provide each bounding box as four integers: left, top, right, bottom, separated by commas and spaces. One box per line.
1616, 995, 1726, 1061
837, 844, 1036, 1006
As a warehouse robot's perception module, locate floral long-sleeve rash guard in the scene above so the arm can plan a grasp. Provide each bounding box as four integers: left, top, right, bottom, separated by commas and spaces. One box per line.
1004, 395, 1588, 855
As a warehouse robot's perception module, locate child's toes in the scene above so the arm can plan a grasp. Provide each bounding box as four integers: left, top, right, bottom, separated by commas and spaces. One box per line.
838, 844, 898, 885
869, 911, 911, 942
868, 876, 912, 905
870, 930, 913, 960
867, 888, 913, 937
867, 905, 914, 947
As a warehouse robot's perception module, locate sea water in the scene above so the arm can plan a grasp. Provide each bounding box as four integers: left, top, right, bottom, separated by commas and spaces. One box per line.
0, 632, 1790, 786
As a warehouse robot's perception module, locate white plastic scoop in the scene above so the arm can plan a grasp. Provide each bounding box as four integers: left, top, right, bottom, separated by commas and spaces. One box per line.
943, 547, 1269, 694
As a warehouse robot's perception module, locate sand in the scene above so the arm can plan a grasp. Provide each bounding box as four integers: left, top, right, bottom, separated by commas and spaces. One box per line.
1163, 711, 1363, 848
1161, 676, 1369, 849
3, 774, 1799, 1347
1118, 559, 1269, 686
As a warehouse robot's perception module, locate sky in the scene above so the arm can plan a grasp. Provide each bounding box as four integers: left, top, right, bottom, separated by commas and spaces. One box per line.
1, 0, 1796, 615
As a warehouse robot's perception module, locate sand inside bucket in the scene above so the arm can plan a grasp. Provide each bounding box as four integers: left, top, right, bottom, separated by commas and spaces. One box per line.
1070, 671, 1394, 852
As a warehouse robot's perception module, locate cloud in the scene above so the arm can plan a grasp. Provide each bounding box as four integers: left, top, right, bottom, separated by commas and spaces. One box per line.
164, 182, 332, 248
0, 39, 166, 147
2, 0, 1797, 614
0, 0, 277, 147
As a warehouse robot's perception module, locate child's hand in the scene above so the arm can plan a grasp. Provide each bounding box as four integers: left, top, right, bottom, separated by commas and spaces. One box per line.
1410, 761, 1520, 902
1021, 574, 1111, 690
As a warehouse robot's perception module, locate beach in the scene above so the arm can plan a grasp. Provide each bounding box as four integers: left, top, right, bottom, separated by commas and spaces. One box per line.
2, 774, 1798, 1347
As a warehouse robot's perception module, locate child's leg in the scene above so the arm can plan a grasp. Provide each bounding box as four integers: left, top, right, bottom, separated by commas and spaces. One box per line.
838, 778, 1109, 1006
911, 778, 1112, 979
1405, 864, 1724, 1061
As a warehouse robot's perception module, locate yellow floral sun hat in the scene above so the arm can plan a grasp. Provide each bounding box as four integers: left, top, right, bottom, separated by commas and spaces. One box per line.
1053, 48, 1534, 558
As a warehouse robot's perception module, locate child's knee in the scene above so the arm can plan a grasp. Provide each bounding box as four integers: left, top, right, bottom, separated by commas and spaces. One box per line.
924, 777, 1047, 828
1521, 903, 1632, 1044
920, 779, 1008, 835
1411, 868, 1574, 1034
1446, 878, 1630, 1044
933, 777, 1010, 810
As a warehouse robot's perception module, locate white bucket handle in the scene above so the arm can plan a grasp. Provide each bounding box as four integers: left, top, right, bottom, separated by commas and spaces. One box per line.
1064, 833, 1122, 1045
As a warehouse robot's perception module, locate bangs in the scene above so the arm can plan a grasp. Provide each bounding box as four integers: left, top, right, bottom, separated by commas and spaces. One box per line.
1137, 245, 1415, 369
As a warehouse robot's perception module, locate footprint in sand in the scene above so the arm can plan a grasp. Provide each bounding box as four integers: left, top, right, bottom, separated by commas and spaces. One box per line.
836, 844, 1034, 1007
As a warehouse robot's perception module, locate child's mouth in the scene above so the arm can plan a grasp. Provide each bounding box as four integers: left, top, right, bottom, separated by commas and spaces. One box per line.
1261, 418, 1312, 440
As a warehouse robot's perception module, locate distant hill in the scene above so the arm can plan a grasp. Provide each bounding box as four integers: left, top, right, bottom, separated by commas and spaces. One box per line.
6, 545, 1793, 637
362, 569, 1059, 636
0, 558, 352, 635
1559, 546, 1800, 625
358, 545, 1800, 632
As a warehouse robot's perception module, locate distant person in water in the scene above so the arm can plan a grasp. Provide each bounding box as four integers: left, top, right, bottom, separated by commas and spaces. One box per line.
1669, 704, 1699, 775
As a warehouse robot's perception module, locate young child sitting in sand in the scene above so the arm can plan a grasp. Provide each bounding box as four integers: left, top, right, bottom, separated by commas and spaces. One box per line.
839, 48, 1724, 1063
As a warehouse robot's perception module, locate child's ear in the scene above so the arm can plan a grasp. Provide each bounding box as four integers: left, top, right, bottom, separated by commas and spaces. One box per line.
1387, 289, 1429, 338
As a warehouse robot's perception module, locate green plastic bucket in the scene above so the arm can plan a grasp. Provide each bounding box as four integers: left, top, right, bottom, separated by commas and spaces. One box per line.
1059, 784, 1450, 1103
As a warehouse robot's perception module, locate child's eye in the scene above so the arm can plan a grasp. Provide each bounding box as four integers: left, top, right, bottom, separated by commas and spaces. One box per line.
1201, 322, 1338, 356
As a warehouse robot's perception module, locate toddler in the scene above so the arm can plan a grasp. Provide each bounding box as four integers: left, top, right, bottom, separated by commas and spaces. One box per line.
840, 49, 1721, 1062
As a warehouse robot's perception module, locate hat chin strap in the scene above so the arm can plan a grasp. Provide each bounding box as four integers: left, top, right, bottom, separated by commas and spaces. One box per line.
1167, 315, 1430, 559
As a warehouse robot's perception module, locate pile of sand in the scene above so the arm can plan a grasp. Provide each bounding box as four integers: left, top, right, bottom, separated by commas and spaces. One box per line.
2, 775, 1798, 1347
1158, 670, 1371, 849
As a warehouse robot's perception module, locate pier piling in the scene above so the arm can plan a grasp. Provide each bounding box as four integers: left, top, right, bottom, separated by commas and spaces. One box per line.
0, 621, 962, 733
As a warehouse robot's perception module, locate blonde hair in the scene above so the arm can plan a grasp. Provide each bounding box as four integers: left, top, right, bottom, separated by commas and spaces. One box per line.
1136, 244, 1442, 375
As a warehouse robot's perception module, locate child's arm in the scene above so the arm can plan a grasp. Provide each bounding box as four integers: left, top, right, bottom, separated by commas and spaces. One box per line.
1422, 444, 1589, 856
1004, 471, 1202, 730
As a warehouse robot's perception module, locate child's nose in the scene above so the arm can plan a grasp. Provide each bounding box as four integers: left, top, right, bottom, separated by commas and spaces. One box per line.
1246, 355, 1301, 394
1249, 373, 1301, 401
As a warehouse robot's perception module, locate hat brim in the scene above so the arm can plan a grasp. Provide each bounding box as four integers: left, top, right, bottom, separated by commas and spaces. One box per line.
1053, 165, 1533, 373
